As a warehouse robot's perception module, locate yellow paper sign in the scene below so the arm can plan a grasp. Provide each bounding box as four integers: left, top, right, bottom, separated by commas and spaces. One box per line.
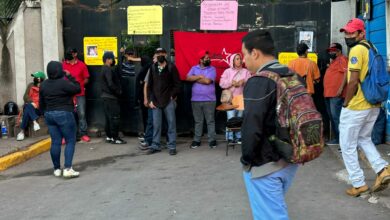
278, 52, 318, 65
83, 37, 117, 66
127, 6, 163, 35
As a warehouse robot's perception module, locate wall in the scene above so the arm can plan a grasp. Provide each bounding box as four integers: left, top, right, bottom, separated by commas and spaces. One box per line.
366, 0, 387, 57
330, 0, 354, 53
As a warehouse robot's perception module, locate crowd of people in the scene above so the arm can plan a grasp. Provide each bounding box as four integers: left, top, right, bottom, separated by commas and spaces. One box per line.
13, 17, 390, 220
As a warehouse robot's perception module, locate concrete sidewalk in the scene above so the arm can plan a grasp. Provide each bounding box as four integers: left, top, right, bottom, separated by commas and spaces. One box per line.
328, 144, 390, 209
0, 136, 50, 171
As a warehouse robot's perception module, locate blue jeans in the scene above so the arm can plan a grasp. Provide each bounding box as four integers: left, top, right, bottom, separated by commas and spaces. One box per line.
144, 108, 153, 145
226, 110, 243, 140
20, 103, 40, 130
243, 164, 298, 220
76, 96, 88, 136
324, 97, 343, 140
44, 111, 77, 169
339, 107, 389, 187
151, 100, 176, 150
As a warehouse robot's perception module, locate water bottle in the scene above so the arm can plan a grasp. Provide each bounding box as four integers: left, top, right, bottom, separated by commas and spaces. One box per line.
1, 121, 8, 139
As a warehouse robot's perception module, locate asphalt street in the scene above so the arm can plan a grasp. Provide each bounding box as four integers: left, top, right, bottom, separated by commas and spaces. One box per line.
1, 137, 390, 220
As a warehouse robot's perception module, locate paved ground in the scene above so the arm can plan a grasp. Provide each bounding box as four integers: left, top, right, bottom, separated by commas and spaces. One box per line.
1, 136, 390, 220
0, 135, 49, 157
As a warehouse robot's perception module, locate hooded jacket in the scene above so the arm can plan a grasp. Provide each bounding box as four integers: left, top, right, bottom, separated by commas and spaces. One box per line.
219, 53, 251, 97
39, 61, 81, 112
23, 83, 40, 108
241, 60, 292, 171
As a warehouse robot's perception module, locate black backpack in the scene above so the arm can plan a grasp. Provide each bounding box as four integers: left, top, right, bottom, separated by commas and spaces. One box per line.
4, 101, 19, 115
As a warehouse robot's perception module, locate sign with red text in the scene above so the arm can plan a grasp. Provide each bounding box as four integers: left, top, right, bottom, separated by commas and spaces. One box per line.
200, 0, 238, 30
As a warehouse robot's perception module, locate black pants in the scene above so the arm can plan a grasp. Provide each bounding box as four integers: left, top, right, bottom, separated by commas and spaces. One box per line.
103, 98, 120, 139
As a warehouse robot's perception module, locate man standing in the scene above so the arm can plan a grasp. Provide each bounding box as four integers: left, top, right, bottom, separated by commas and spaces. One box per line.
101, 52, 126, 144
63, 48, 91, 142
241, 30, 298, 220
323, 43, 348, 146
339, 18, 390, 196
147, 48, 181, 155
288, 43, 320, 95
186, 50, 217, 149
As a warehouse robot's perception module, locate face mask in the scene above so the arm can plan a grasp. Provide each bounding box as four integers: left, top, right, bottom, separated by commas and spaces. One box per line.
157, 55, 165, 63
203, 60, 211, 66
329, 53, 337, 60
345, 37, 358, 48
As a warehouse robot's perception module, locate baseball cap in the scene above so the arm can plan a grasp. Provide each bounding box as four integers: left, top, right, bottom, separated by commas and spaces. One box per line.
155, 48, 167, 53
340, 18, 365, 33
326, 43, 342, 52
197, 50, 209, 60
124, 48, 134, 55
31, 71, 46, 79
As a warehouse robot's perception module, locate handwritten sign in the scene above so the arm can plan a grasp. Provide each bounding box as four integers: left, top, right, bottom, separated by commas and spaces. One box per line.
127, 6, 163, 35
83, 37, 117, 66
200, 0, 238, 30
278, 52, 318, 65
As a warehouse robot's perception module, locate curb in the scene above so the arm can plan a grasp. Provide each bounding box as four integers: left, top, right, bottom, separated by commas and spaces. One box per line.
0, 138, 51, 171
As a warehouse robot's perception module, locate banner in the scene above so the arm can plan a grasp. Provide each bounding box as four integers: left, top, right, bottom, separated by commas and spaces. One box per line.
83, 37, 117, 66
278, 52, 318, 65
174, 31, 247, 81
127, 6, 163, 35
200, 0, 238, 30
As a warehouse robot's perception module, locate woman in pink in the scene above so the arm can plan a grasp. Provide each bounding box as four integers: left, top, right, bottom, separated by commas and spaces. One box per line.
219, 53, 251, 144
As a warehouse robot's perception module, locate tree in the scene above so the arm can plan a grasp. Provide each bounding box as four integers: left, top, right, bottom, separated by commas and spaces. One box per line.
0, 0, 23, 83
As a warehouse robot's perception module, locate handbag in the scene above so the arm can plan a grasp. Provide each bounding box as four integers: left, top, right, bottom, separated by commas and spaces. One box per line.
220, 70, 242, 104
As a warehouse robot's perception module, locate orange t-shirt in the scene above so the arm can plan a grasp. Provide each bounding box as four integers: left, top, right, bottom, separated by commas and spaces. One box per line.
323, 55, 348, 98
288, 58, 320, 94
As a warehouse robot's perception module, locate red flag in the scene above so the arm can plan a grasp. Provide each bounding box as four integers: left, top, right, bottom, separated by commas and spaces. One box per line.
174, 31, 248, 81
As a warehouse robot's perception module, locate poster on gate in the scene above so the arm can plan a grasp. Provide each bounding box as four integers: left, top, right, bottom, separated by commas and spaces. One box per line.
127, 6, 163, 35
278, 52, 318, 65
83, 37, 117, 66
200, 0, 238, 30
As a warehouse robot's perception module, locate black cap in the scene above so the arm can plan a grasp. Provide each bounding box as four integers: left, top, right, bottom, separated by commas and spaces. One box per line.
327, 43, 343, 52
124, 48, 134, 55
155, 48, 167, 53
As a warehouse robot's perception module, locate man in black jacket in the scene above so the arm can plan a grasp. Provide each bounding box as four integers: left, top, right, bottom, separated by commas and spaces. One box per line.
101, 51, 126, 144
147, 48, 181, 155
241, 30, 299, 220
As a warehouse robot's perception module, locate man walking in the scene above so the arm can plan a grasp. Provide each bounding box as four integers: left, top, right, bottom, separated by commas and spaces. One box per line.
63, 48, 91, 142
241, 30, 299, 220
147, 48, 181, 155
186, 50, 217, 149
339, 18, 390, 196
323, 43, 348, 145
288, 43, 320, 95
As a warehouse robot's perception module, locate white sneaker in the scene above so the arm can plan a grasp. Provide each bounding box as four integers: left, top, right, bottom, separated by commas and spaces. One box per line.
16, 131, 25, 141
53, 169, 62, 177
33, 121, 40, 131
63, 168, 80, 178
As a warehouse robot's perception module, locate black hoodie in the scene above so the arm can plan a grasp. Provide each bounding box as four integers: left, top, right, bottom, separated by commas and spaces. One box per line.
241, 60, 293, 169
39, 61, 81, 112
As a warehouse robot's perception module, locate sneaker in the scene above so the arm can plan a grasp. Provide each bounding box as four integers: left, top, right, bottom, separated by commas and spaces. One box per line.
138, 133, 145, 141
236, 139, 242, 145
346, 185, 370, 197
33, 121, 40, 131
105, 137, 113, 143
209, 140, 217, 149
138, 141, 149, 150
146, 148, 161, 155
81, 135, 91, 142
112, 138, 127, 144
61, 138, 66, 145
63, 168, 79, 178
16, 131, 25, 141
53, 169, 62, 177
326, 139, 339, 146
372, 166, 390, 192
190, 141, 201, 149
169, 149, 177, 155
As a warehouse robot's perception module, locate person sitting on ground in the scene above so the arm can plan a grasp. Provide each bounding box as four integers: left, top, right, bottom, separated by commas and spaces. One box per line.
16, 71, 46, 141
219, 53, 251, 144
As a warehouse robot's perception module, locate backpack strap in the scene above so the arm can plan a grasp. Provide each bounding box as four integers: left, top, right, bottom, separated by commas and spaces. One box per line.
358, 41, 378, 54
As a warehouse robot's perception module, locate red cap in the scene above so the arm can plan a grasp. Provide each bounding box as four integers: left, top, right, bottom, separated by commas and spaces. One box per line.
197, 50, 208, 60
340, 18, 365, 33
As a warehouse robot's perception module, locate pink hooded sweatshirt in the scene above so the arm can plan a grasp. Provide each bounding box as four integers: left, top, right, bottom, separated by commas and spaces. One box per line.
219, 53, 251, 97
